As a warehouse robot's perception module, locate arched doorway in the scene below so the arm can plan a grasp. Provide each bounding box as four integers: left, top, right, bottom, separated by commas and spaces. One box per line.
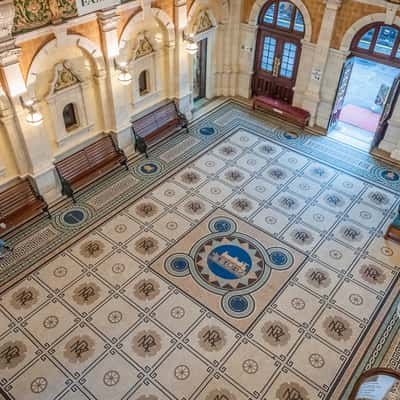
329, 23, 400, 150
252, 0, 305, 103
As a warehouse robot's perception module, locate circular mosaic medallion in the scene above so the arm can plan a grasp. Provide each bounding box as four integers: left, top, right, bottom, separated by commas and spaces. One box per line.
267, 247, 293, 270
193, 236, 266, 291
209, 217, 237, 234
62, 208, 87, 226
165, 254, 192, 277
380, 169, 400, 182
31, 377, 48, 393
199, 127, 215, 136
283, 131, 298, 140
135, 161, 163, 177
222, 293, 255, 318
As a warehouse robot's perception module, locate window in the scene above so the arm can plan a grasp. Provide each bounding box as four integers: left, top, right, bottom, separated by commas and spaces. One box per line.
261, 36, 277, 72
139, 70, 150, 96
280, 42, 297, 78
260, 0, 305, 36
352, 23, 400, 62
63, 103, 78, 131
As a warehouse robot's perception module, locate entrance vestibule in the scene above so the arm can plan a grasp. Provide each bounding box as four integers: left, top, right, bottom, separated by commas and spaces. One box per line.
328, 23, 400, 151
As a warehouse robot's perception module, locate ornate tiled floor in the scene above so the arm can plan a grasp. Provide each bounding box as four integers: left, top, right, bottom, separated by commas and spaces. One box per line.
0, 100, 399, 400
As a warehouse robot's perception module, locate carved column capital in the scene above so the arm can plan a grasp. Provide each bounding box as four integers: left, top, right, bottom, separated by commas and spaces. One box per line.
97, 7, 120, 32
0, 0, 15, 43
174, 0, 187, 8
0, 44, 21, 68
324, 0, 343, 11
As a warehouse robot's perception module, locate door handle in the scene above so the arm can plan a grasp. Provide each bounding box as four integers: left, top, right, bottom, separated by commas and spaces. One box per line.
273, 57, 281, 77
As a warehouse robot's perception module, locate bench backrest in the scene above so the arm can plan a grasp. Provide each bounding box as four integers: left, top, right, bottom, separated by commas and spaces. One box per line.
56, 136, 118, 182
132, 101, 179, 138
0, 179, 39, 218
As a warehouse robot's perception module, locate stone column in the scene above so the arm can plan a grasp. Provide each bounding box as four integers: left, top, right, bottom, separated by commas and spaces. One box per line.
0, 44, 57, 198
174, 0, 192, 119
301, 0, 342, 127
97, 7, 133, 154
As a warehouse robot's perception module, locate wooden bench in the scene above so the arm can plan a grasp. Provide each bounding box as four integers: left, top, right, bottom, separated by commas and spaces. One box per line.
253, 95, 310, 128
55, 135, 128, 203
0, 178, 50, 235
384, 206, 400, 243
131, 101, 189, 156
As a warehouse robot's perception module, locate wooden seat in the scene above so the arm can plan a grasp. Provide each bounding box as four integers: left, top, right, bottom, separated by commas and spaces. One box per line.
384, 213, 400, 243
253, 95, 310, 128
131, 100, 189, 156
0, 178, 50, 235
55, 135, 128, 203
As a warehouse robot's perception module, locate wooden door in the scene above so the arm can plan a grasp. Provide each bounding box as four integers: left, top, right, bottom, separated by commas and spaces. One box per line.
373, 74, 400, 147
328, 57, 355, 131
253, 30, 302, 103
193, 38, 207, 101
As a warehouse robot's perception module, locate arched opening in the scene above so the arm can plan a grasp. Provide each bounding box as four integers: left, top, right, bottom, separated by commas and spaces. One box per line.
139, 70, 150, 96
252, 0, 305, 104
63, 103, 78, 131
329, 23, 400, 150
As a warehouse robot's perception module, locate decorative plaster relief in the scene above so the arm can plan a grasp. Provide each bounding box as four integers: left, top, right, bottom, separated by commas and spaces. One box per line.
0, 0, 15, 42
193, 10, 214, 34
134, 34, 154, 60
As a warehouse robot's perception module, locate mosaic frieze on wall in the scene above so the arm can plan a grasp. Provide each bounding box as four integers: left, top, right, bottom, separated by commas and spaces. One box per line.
13, 0, 77, 33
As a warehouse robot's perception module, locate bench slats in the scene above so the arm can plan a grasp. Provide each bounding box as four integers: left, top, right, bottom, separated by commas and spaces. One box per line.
0, 178, 49, 234
55, 135, 128, 202
131, 101, 188, 150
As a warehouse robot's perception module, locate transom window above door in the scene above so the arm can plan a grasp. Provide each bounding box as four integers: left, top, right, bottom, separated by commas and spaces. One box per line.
260, 0, 305, 35
352, 23, 400, 64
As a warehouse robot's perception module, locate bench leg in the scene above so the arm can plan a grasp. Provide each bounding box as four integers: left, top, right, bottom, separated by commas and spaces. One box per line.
43, 206, 51, 219
122, 160, 129, 171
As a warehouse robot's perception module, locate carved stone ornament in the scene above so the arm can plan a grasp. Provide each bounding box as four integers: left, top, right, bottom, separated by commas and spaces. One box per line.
51, 62, 80, 93
194, 10, 214, 34
134, 34, 154, 60
0, 0, 15, 42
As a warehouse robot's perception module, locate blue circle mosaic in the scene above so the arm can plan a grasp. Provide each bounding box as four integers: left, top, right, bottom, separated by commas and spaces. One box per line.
139, 162, 160, 175
267, 247, 294, 270
209, 218, 236, 233
165, 254, 192, 277
208, 245, 252, 280
228, 295, 248, 312
171, 257, 189, 272
63, 209, 85, 225
380, 169, 400, 182
199, 127, 215, 136
283, 131, 299, 140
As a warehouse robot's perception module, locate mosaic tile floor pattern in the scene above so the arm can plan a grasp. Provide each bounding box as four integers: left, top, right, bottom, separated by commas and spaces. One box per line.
0, 105, 399, 400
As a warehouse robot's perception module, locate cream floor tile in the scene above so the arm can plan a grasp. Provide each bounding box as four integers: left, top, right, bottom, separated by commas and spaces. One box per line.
0, 308, 11, 337
303, 162, 336, 184
7, 357, 67, 400
317, 189, 352, 213
68, 233, 115, 267
175, 195, 215, 222
127, 382, 171, 400
98, 214, 142, 245
89, 295, 141, 341
151, 181, 189, 207
261, 165, 293, 186
228, 129, 260, 148
281, 223, 322, 253
217, 167, 252, 189
289, 336, 345, 391
125, 197, 167, 223
0, 278, 50, 320
275, 150, 309, 171
84, 352, 141, 399
299, 204, 339, 233
222, 340, 278, 395
196, 179, 235, 205
191, 153, 227, 175
242, 178, 279, 202
151, 212, 194, 242
250, 309, 302, 359
154, 346, 211, 400
251, 206, 291, 236
121, 319, 173, 370
330, 220, 371, 249
152, 291, 203, 337
235, 152, 269, 174
349, 256, 397, 294
345, 201, 389, 229
273, 283, 323, 327
51, 325, 107, 377
311, 305, 365, 354
224, 194, 261, 219
294, 260, 341, 298
253, 141, 284, 160
92, 251, 143, 289
25, 300, 77, 347
270, 190, 308, 216
125, 231, 170, 264
313, 239, 359, 271
289, 176, 323, 199
35, 253, 85, 293
330, 174, 367, 197
365, 236, 400, 269
212, 142, 243, 161
331, 280, 381, 322
186, 315, 240, 365
361, 186, 398, 211
173, 167, 208, 190
197, 377, 249, 400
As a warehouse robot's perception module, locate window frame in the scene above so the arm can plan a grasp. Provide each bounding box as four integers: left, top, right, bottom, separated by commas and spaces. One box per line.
258, 0, 305, 38
138, 70, 150, 97
351, 22, 400, 67
62, 103, 79, 132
